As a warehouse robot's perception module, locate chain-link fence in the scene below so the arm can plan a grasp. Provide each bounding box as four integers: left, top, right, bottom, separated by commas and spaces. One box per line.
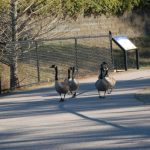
1, 33, 113, 89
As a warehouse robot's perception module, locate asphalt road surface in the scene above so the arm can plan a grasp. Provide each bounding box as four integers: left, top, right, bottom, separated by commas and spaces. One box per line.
0, 69, 150, 150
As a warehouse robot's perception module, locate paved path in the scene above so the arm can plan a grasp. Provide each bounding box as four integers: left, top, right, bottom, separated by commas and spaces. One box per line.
0, 69, 150, 150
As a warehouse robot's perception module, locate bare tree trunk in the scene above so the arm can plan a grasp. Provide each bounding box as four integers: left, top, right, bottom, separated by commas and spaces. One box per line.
10, 0, 19, 89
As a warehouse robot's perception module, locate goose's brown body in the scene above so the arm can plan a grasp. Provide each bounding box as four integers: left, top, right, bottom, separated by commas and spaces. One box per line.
95, 79, 109, 91
95, 62, 109, 98
95, 78, 109, 98
55, 81, 69, 96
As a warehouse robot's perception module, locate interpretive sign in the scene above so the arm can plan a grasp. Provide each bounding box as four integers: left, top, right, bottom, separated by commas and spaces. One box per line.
110, 34, 139, 71
113, 36, 137, 51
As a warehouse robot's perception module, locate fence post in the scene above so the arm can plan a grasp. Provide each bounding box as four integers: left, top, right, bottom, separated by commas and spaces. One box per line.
109, 31, 114, 70
136, 49, 139, 69
75, 38, 78, 70
35, 41, 40, 83
0, 76, 1, 94
124, 51, 128, 71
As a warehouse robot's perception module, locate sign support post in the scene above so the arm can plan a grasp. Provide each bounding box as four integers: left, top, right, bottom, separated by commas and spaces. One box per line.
112, 35, 139, 71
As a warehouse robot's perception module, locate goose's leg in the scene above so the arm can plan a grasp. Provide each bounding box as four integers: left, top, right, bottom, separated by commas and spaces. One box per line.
62, 94, 66, 101
109, 88, 112, 94
103, 91, 106, 98
107, 89, 111, 94
98, 91, 102, 98
70, 91, 73, 95
68, 90, 72, 95
59, 94, 64, 102
72, 92, 76, 98
108, 87, 113, 94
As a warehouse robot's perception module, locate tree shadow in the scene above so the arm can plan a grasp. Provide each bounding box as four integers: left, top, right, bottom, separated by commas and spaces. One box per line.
0, 77, 150, 149
0, 77, 149, 120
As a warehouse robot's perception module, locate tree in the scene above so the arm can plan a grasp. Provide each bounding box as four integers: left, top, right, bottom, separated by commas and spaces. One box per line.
0, 0, 148, 89
0, 0, 68, 89
137, 0, 150, 11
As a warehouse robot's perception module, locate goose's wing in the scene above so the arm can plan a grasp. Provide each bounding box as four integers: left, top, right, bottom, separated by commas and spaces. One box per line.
55, 81, 69, 94
95, 79, 109, 91
69, 79, 79, 91
105, 77, 114, 88
105, 76, 116, 87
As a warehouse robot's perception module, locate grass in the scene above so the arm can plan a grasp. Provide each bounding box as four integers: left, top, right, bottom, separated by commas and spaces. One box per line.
0, 36, 150, 92
135, 88, 150, 104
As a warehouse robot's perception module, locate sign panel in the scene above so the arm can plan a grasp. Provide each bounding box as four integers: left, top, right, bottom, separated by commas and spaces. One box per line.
113, 36, 137, 51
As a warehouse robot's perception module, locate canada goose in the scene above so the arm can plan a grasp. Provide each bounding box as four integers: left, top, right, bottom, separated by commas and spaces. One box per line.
68, 66, 79, 98
101, 62, 116, 94
95, 63, 109, 98
50, 65, 69, 102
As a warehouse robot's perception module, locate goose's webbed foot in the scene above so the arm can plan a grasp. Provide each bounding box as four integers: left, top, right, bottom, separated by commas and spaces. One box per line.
99, 96, 105, 98
99, 96, 102, 98
98, 92, 102, 99
59, 98, 64, 102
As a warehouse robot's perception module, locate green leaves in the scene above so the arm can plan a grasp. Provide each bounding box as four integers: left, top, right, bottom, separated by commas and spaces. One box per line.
138, 0, 150, 10
83, 0, 142, 16
0, 0, 149, 19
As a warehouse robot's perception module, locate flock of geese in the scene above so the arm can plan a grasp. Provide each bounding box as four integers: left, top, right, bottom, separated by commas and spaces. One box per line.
50, 65, 79, 102
50, 62, 116, 102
